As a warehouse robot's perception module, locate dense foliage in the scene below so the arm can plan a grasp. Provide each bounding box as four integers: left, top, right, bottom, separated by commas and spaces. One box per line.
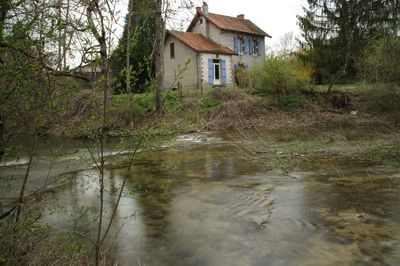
298, 0, 400, 84
357, 37, 400, 83
253, 55, 311, 95
110, 0, 156, 94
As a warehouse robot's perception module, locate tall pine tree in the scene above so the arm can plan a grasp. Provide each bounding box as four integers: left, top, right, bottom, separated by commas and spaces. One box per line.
298, 0, 399, 85
110, 0, 155, 94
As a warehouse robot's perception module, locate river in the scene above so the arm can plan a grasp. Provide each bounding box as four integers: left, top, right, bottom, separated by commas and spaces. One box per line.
1, 126, 399, 265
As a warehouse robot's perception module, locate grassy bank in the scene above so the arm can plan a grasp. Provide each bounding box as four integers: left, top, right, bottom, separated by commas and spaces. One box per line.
47, 83, 400, 139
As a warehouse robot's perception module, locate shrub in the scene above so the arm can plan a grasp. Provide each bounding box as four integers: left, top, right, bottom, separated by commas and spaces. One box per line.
202, 96, 221, 109
108, 93, 153, 128
357, 37, 400, 83
235, 68, 251, 88
253, 55, 311, 95
0, 208, 86, 265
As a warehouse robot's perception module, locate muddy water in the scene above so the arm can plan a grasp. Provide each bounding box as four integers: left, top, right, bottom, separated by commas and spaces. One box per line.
1, 127, 400, 265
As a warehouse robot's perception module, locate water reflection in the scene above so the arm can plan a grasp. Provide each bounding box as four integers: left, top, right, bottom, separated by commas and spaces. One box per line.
2, 129, 399, 265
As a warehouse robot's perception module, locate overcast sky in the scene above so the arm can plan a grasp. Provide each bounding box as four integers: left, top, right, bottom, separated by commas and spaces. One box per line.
205, 0, 308, 47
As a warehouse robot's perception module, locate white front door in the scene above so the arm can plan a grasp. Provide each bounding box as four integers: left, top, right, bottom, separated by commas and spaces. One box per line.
213, 60, 221, 85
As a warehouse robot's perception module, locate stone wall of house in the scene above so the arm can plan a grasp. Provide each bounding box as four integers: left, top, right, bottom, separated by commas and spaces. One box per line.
164, 35, 199, 89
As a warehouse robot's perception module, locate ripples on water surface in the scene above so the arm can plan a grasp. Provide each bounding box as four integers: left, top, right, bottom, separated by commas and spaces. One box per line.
1, 127, 399, 265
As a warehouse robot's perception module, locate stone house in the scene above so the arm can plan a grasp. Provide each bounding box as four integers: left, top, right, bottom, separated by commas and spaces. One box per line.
163, 2, 271, 89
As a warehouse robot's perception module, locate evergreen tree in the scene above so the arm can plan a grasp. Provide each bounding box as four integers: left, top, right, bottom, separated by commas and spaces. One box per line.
298, 0, 399, 84
110, 0, 155, 94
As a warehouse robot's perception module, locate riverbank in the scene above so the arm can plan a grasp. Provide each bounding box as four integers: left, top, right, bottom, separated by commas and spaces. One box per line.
1, 83, 400, 265
48, 83, 400, 139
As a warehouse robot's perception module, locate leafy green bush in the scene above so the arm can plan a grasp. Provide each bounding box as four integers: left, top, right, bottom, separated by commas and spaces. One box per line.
357, 37, 400, 83
108, 93, 154, 127
235, 68, 251, 88
253, 55, 311, 95
202, 96, 221, 109
163, 92, 180, 108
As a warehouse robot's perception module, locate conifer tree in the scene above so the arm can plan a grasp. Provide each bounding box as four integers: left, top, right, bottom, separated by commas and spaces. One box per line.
298, 0, 399, 84
110, 0, 156, 94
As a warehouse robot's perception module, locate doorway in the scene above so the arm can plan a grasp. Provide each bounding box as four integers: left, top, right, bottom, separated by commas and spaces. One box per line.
213, 59, 221, 85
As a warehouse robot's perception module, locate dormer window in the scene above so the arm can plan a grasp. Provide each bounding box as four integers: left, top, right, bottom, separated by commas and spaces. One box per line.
170, 42, 175, 58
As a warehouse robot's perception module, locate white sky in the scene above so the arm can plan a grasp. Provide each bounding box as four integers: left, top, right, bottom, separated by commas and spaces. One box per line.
205, 0, 308, 48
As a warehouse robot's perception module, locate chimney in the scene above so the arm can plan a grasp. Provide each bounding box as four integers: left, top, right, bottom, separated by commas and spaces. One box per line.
196, 7, 201, 14
202, 1, 208, 16
237, 14, 245, 19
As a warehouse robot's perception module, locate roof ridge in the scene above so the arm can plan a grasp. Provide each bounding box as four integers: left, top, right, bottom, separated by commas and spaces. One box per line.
207, 12, 250, 21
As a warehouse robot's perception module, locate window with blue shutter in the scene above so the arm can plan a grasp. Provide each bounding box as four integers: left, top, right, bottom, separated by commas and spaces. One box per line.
233, 35, 238, 53
208, 59, 214, 84
256, 40, 261, 56
221, 59, 227, 85
244, 37, 248, 55
249, 38, 253, 55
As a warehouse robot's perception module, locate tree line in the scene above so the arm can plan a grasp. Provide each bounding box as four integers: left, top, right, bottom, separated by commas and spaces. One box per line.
297, 0, 400, 89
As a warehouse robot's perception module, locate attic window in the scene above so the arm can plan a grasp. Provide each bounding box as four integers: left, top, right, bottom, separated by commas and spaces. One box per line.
170, 42, 175, 58
199, 19, 203, 24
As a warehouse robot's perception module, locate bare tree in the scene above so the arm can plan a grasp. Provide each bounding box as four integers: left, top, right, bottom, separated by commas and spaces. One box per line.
153, 0, 200, 114
155, 0, 164, 114
126, 0, 133, 93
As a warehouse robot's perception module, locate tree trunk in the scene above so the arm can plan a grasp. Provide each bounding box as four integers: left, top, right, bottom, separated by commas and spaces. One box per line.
155, 0, 164, 114
0, 0, 9, 64
0, 115, 4, 163
394, 0, 399, 34
86, 2, 109, 264
0, 0, 8, 159
126, 0, 133, 93
57, 0, 63, 71
63, 0, 70, 69
0, 0, 8, 39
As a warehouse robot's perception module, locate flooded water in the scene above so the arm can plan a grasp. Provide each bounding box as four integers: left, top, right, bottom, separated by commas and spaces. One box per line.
1, 126, 400, 265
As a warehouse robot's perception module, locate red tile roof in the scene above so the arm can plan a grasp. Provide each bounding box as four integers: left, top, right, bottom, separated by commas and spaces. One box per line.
167, 30, 235, 55
188, 12, 270, 37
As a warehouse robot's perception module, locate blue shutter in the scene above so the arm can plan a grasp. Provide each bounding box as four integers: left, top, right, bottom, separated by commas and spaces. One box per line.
257, 40, 261, 56
244, 37, 248, 55
208, 59, 214, 84
245, 64, 249, 69
233, 35, 238, 53
249, 38, 253, 55
221, 59, 227, 85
